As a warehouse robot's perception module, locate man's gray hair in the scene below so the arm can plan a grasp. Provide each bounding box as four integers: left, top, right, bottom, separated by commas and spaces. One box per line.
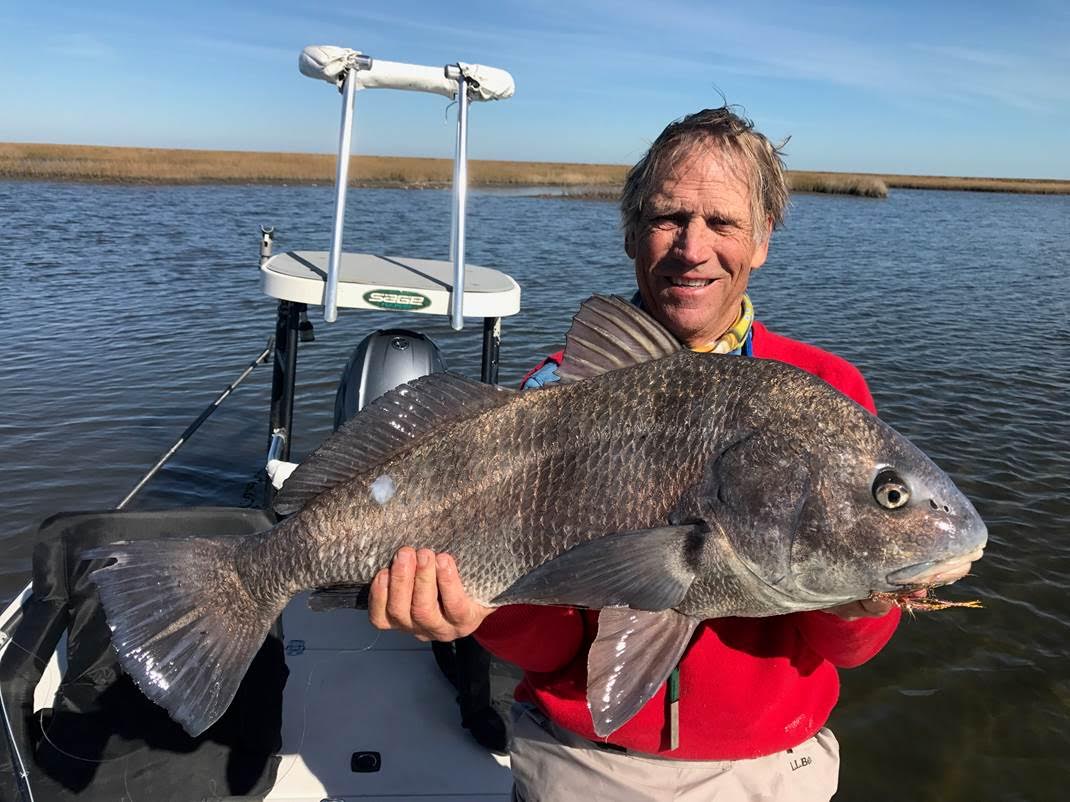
621, 107, 789, 244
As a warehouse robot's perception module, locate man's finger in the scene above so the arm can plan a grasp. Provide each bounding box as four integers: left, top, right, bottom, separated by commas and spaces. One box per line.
436, 554, 473, 626
859, 599, 894, 617
368, 569, 391, 629
411, 548, 444, 630
385, 547, 417, 629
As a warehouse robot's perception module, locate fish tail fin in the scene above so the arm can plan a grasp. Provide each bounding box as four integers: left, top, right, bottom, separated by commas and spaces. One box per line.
83, 535, 279, 737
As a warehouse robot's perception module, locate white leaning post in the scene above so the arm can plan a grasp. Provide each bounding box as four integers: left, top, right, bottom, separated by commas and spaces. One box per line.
325, 67, 358, 323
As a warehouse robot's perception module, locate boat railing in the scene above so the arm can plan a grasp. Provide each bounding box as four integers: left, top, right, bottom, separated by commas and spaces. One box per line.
298, 45, 516, 329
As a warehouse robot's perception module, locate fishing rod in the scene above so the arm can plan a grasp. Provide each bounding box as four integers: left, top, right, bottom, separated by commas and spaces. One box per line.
0, 338, 274, 639
116, 339, 274, 509
1, 337, 272, 641
2, 335, 273, 645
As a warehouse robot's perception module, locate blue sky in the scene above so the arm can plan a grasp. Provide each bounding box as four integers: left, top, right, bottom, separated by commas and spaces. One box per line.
2, 1, 1067, 178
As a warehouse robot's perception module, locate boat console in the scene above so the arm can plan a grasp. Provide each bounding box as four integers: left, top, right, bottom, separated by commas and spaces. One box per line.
260, 251, 520, 320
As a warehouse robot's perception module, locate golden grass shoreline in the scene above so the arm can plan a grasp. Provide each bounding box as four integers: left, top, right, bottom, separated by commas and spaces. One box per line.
2, 143, 1068, 196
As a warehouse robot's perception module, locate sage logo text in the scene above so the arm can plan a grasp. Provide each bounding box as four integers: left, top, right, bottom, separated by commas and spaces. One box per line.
363, 290, 432, 311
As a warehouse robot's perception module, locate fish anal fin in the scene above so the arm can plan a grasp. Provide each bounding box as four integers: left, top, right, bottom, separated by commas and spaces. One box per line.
588, 607, 699, 737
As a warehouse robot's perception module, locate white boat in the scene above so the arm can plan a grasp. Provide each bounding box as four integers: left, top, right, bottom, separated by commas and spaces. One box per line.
0, 44, 521, 802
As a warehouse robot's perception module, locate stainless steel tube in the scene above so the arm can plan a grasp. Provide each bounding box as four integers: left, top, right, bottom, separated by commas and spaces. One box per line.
450, 73, 470, 331
324, 68, 358, 323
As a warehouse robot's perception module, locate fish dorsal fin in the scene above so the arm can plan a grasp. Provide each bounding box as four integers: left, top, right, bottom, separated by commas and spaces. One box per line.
557, 295, 682, 383
274, 373, 514, 516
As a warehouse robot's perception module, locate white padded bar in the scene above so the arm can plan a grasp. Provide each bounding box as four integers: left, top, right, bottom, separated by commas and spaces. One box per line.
299, 45, 514, 101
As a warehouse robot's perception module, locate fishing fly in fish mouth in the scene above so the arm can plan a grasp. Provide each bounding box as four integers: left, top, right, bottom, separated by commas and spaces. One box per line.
85, 106, 987, 801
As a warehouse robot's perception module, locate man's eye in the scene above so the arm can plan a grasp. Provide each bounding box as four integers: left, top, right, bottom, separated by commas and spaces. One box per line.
649, 215, 682, 230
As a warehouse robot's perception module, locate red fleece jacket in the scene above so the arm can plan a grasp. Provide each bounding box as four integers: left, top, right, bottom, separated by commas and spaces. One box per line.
474, 321, 900, 760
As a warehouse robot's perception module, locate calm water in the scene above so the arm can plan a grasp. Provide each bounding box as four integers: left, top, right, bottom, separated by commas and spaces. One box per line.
1, 181, 1067, 800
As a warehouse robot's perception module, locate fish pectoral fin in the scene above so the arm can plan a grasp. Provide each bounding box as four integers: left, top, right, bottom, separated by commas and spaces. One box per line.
491, 524, 706, 609
588, 607, 699, 738
558, 295, 682, 383
309, 583, 370, 611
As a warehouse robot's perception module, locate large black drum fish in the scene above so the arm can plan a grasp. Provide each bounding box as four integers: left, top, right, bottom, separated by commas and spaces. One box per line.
87, 295, 987, 737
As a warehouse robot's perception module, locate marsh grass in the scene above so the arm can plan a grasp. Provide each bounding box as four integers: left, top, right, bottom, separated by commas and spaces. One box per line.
0, 143, 626, 188
788, 171, 889, 198
549, 173, 890, 201
872, 173, 1070, 194
2, 143, 1068, 195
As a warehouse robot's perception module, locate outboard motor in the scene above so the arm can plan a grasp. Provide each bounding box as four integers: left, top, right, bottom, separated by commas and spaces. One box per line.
333, 328, 447, 428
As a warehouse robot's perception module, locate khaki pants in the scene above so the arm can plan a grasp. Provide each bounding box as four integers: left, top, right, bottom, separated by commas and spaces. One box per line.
509, 704, 839, 802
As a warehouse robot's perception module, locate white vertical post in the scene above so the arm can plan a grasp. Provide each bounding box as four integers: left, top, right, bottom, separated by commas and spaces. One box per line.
449, 73, 470, 331
324, 68, 358, 323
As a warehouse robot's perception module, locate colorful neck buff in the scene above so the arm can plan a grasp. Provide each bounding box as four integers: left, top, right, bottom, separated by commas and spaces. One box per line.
687, 293, 754, 355
629, 291, 755, 355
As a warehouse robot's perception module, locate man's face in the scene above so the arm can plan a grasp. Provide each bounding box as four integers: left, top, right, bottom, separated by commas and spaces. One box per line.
626, 144, 770, 348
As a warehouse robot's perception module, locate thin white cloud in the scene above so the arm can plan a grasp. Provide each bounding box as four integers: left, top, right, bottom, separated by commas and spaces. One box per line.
44, 33, 115, 61
909, 44, 1014, 68
333, 8, 513, 42
527, 0, 1069, 114
181, 35, 295, 63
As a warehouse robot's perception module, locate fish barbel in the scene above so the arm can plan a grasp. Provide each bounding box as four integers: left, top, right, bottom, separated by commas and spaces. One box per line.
86, 295, 987, 737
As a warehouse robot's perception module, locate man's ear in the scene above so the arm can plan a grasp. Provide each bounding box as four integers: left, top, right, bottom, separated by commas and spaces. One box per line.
750, 237, 769, 270
624, 231, 636, 259
750, 216, 773, 269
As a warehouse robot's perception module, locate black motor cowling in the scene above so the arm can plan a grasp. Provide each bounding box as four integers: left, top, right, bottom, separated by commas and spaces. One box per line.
333, 328, 447, 428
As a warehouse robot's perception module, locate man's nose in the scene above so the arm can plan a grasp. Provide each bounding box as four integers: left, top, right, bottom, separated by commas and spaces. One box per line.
671, 218, 712, 266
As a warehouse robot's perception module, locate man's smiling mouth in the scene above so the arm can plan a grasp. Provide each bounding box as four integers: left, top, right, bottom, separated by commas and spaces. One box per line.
666, 277, 714, 288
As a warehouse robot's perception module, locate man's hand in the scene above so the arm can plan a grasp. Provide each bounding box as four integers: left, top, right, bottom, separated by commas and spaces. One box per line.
368, 547, 495, 641
823, 596, 903, 621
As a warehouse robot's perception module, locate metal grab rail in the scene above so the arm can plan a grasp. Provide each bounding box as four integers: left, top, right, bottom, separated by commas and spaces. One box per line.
323, 68, 357, 325
302, 46, 515, 330
447, 67, 471, 331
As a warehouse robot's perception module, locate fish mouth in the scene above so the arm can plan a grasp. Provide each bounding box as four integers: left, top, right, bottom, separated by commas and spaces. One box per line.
885, 545, 985, 587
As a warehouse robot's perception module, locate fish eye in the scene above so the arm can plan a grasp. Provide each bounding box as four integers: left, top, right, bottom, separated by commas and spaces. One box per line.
873, 469, 910, 510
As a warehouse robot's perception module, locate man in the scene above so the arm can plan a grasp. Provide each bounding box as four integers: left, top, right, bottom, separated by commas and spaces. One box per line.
367, 108, 960, 800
